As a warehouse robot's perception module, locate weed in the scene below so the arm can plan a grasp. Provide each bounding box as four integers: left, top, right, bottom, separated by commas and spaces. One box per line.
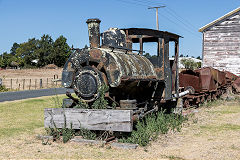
75, 128, 97, 140
74, 99, 89, 109
165, 155, 186, 160
118, 110, 187, 146
41, 138, 52, 145
46, 113, 96, 143
52, 90, 61, 108
91, 85, 109, 109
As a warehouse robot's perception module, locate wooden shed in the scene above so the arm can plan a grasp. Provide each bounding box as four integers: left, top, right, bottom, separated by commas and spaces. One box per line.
199, 7, 240, 76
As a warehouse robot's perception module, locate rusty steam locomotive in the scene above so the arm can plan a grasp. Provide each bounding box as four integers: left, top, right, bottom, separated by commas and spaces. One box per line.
44, 18, 240, 132
62, 18, 193, 112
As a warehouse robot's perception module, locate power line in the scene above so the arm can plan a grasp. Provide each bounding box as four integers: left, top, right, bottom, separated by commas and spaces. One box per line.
148, 6, 166, 30
113, 0, 201, 39
157, 12, 201, 39
130, 0, 199, 30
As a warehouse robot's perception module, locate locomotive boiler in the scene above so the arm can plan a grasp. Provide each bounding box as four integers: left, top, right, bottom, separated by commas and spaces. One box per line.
62, 18, 190, 114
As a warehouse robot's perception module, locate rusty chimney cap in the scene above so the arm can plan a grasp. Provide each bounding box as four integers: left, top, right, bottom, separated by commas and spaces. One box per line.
86, 18, 101, 24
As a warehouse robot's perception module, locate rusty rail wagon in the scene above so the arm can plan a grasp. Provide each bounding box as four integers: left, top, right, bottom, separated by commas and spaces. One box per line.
45, 18, 239, 132
179, 67, 240, 108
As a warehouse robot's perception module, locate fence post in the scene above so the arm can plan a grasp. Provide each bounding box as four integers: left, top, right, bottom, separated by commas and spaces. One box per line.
0, 78, 2, 86
29, 79, 31, 90
52, 78, 54, 87
35, 79, 37, 89
10, 79, 12, 90
40, 79, 42, 88
23, 79, 25, 90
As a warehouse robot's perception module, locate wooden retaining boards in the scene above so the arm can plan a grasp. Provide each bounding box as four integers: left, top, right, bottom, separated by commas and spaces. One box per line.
44, 108, 133, 132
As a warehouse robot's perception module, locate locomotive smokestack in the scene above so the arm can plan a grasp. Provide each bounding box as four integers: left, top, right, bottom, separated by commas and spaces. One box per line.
86, 18, 101, 48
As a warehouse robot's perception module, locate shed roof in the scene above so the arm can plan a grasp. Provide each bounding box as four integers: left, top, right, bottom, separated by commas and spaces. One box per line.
199, 7, 240, 32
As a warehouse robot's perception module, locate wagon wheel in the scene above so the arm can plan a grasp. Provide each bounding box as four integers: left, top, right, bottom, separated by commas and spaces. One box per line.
201, 96, 205, 103
207, 94, 212, 102
196, 97, 201, 104
212, 93, 217, 100
183, 99, 190, 108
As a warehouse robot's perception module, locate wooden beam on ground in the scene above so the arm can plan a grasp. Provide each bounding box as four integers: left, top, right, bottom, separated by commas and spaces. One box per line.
44, 108, 133, 132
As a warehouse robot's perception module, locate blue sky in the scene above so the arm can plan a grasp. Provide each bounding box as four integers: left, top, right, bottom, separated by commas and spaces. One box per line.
0, 0, 239, 57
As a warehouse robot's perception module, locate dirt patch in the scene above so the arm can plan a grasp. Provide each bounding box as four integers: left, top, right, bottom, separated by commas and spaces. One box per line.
0, 97, 240, 159
0, 68, 62, 90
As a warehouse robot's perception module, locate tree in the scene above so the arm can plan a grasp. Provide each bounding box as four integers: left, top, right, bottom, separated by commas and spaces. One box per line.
181, 58, 201, 70
35, 34, 54, 67
15, 38, 38, 67
50, 35, 71, 67
10, 43, 20, 56
196, 56, 202, 60
143, 53, 151, 59
0, 55, 4, 68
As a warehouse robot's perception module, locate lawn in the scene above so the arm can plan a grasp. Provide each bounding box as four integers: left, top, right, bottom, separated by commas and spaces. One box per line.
0, 95, 240, 159
0, 95, 65, 138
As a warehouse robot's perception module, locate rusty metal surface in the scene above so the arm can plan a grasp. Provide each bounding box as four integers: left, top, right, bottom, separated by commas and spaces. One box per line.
233, 77, 240, 93
86, 19, 101, 48
102, 28, 127, 48
209, 68, 226, 86
179, 72, 201, 93
99, 47, 157, 87
224, 70, 238, 81
195, 67, 217, 91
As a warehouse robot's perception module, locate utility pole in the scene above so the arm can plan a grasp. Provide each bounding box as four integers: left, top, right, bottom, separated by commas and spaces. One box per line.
148, 6, 166, 30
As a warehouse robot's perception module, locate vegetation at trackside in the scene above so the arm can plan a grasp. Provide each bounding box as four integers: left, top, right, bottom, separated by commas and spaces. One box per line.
47, 84, 187, 145
0, 35, 71, 68
45, 109, 187, 145
118, 110, 188, 146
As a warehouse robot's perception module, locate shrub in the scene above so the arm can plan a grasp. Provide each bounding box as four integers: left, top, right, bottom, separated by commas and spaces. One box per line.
119, 110, 188, 146
0, 85, 9, 92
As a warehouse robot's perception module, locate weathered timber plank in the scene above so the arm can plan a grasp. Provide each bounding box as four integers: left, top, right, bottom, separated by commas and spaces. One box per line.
44, 108, 133, 132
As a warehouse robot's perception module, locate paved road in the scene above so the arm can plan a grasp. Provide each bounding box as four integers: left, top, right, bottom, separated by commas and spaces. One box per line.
0, 88, 73, 102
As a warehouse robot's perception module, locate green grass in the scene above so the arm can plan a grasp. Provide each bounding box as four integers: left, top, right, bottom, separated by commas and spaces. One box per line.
0, 95, 67, 138
207, 110, 239, 114
200, 124, 240, 132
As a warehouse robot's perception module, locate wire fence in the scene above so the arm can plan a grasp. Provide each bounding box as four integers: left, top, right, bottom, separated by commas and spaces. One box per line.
1, 75, 62, 91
